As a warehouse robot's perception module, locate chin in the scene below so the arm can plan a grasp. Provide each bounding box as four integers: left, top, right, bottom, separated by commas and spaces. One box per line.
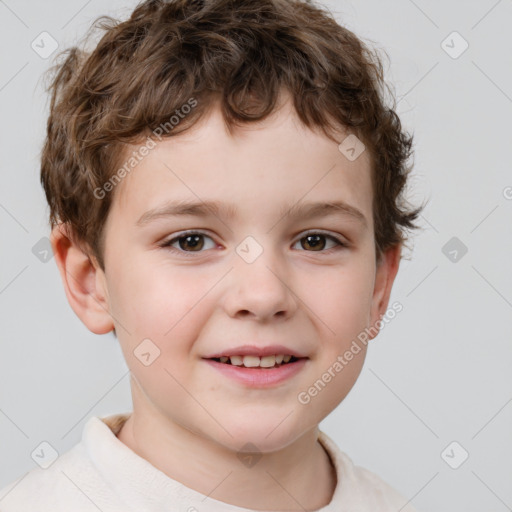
215, 418, 306, 454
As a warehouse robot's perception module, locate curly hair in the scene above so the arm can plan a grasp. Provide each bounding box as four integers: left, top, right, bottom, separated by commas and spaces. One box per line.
41, 0, 425, 269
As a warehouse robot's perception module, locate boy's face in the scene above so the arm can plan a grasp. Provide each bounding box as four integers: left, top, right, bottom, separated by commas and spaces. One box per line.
55, 96, 400, 452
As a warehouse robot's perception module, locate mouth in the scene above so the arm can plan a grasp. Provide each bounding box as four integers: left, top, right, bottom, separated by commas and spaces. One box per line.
204, 355, 308, 387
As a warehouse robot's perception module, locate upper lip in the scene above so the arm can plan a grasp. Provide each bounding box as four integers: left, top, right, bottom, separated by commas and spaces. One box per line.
203, 344, 308, 359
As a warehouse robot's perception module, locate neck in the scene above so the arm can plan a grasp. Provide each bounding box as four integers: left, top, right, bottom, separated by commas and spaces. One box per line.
116, 381, 336, 510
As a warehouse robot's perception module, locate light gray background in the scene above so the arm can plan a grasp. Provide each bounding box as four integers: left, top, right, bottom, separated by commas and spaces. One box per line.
0, 1, 511, 511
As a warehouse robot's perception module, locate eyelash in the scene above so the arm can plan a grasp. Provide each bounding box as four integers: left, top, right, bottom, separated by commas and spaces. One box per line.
159, 230, 349, 257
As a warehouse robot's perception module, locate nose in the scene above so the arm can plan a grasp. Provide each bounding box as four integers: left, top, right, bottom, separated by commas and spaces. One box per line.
222, 244, 298, 322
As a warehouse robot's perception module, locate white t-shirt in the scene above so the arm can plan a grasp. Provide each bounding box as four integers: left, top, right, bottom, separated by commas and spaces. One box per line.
0, 412, 420, 511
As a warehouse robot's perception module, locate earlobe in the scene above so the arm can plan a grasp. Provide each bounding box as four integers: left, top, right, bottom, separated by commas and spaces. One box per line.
368, 244, 402, 340
50, 224, 114, 335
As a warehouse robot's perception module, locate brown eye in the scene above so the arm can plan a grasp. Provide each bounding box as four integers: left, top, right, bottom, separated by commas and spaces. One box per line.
293, 232, 347, 253
301, 234, 326, 251
161, 231, 216, 254
177, 234, 204, 251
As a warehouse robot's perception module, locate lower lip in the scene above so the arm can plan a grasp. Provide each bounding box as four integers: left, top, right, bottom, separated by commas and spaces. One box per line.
204, 358, 308, 387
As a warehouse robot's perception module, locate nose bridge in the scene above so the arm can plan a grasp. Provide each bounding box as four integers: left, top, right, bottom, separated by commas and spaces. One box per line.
225, 234, 296, 320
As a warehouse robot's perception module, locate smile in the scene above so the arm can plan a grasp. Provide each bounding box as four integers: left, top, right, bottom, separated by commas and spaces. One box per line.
204, 357, 308, 387
210, 354, 299, 368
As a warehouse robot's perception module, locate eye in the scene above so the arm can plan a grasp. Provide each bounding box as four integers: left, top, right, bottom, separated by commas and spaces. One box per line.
292, 232, 348, 253
160, 231, 216, 254
159, 230, 348, 256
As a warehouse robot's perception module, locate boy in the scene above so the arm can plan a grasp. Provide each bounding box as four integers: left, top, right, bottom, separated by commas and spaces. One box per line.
0, 0, 425, 509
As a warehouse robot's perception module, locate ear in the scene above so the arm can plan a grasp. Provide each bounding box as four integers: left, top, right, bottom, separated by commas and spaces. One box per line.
368, 243, 402, 340
50, 224, 114, 335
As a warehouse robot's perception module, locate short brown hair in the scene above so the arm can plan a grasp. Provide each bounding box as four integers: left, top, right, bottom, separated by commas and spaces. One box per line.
41, 0, 424, 270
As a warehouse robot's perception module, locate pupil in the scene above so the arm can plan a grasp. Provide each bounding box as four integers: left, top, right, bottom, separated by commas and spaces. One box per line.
303, 234, 325, 251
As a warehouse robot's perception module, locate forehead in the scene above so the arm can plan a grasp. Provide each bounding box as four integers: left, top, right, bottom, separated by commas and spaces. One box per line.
109, 97, 374, 231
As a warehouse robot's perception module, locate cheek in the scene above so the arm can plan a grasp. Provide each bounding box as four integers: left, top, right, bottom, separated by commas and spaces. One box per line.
305, 262, 375, 338
109, 263, 218, 358
110, 266, 211, 399
109, 262, 191, 325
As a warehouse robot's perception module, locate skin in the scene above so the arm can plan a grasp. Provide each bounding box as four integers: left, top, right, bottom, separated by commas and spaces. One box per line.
51, 93, 401, 510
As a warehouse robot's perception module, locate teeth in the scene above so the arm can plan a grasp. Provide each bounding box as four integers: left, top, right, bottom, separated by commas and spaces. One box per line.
243, 355, 261, 367
224, 354, 294, 368
259, 355, 276, 367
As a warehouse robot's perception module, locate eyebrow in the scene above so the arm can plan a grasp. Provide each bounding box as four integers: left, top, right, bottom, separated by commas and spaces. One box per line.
136, 199, 368, 228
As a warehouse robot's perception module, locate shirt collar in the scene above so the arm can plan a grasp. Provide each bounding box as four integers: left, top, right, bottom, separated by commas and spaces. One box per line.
83, 412, 356, 511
